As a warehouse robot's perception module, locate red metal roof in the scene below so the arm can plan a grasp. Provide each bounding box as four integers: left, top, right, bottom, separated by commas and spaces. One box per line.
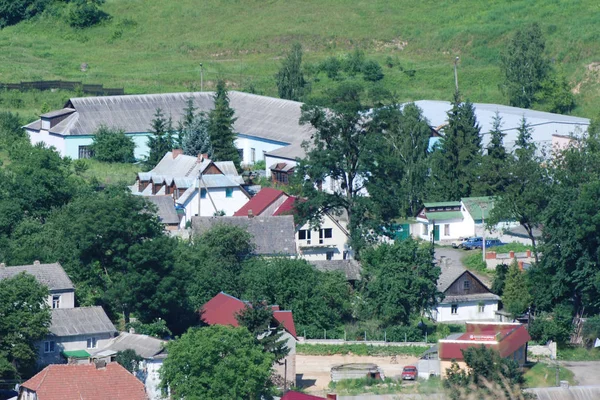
20, 363, 147, 400
201, 292, 297, 338
233, 188, 287, 216
273, 196, 297, 216
281, 391, 326, 400
439, 323, 531, 360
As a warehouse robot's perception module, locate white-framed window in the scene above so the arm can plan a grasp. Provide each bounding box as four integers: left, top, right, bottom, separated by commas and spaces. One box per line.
478, 303, 485, 313
251, 148, 256, 163
44, 341, 55, 353
319, 228, 333, 243
86, 337, 97, 349
444, 224, 450, 236
52, 295, 61, 309
298, 229, 311, 244
451, 304, 458, 315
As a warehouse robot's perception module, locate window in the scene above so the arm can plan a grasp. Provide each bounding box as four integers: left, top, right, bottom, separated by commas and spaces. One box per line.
444, 224, 450, 236
44, 341, 55, 353
226, 188, 233, 198
319, 228, 333, 243
451, 304, 458, 315
326, 251, 334, 260
298, 229, 311, 244
200, 188, 207, 199
463, 280, 470, 291
78, 146, 93, 159
52, 295, 60, 309
478, 303, 485, 313
422, 224, 428, 235
237, 149, 244, 160
87, 337, 97, 349
251, 148, 256, 163
273, 171, 289, 184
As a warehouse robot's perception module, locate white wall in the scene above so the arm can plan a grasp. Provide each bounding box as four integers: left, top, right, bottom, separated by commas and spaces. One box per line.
272, 332, 296, 388
39, 333, 114, 365
414, 218, 472, 242
27, 129, 66, 156
435, 300, 498, 323
178, 187, 249, 228
235, 136, 289, 166
296, 215, 351, 261
144, 359, 165, 400
47, 290, 75, 309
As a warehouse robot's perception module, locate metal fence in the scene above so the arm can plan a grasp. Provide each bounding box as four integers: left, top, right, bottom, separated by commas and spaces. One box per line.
0, 80, 124, 96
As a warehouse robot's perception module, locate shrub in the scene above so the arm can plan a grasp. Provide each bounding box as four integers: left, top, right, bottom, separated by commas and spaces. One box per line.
67, 0, 110, 28
529, 304, 573, 345
362, 60, 384, 81
0, 0, 52, 28
320, 56, 343, 80
89, 126, 135, 163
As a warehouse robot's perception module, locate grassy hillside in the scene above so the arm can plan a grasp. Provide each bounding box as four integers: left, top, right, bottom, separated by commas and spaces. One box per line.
1, 0, 599, 118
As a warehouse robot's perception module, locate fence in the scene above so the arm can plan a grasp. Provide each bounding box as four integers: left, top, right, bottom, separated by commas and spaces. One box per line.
0, 80, 124, 96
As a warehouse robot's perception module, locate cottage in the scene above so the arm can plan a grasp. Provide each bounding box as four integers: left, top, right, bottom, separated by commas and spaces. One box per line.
192, 215, 297, 257
40, 306, 117, 366
201, 292, 297, 388
433, 261, 499, 323
0, 261, 74, 309
90, 332, 167, 400
18, 362, 148, 400
438, 322, 531, 378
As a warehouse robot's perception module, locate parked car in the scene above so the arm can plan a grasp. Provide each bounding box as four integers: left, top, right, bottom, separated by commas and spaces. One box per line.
485, 239, 505, 248
451, 237, 468, 248
402, 365, 418, 380
462, 237, 484, 250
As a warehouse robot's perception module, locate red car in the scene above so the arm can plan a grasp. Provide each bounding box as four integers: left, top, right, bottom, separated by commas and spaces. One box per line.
401, 365, 418, 380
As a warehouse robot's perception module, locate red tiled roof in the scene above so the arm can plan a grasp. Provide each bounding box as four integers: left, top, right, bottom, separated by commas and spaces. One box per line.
201, 292, 297, 338
439, 323, 531, 360
20, 363, 147, 400
273, 196, 297, 216
281, 391, 326, 400
233, 188, 287, 216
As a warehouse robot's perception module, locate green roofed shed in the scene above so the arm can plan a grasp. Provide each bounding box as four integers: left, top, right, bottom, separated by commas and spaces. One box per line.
62, 350, 90, 359
461, 197, 495, 221
425, 211, 463, 221
423, 201, 461, 208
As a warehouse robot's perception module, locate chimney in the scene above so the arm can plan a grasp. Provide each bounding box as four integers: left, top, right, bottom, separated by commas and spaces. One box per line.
34, 260, 41, 266
327, 394, 338, 400
248, 209, 254, 218
526, 249, 531, 258
172, 149, 183, 159
197, 153, 210, 163
94, 359, 107, 369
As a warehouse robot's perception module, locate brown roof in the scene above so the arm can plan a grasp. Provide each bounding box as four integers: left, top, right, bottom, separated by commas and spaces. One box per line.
20, 363, 147, 400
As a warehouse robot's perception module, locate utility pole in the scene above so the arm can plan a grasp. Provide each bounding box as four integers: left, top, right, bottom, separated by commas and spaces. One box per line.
199, 63, 204, 92
454, 57, 459, 92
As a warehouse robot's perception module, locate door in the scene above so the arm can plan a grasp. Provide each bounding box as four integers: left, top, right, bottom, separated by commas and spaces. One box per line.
433, 225, 440, 241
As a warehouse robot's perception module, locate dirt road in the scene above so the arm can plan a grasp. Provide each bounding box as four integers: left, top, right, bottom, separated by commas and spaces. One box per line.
296, 354, 420, 392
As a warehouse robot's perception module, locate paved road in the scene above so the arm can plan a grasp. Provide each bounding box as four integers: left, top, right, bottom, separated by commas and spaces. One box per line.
434, 247, 466, 269
561, 361, 600, 386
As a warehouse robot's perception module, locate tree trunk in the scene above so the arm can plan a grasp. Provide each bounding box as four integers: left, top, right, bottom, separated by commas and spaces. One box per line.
524, 224, 539, 263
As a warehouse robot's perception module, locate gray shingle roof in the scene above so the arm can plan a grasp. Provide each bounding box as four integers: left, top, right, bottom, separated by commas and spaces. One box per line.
0, 262, 74, 291
192, 216, 297, 256
144, 196, 179, 225
25, 92, 314, 147
309, 259, 361, 281
50, 306, 117, 337
95, 332, 166, 359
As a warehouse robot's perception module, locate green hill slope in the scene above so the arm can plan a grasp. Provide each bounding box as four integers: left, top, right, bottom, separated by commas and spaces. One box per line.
1, 0, 599, 117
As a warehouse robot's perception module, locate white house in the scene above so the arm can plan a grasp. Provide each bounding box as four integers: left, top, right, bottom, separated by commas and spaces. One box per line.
433, 261, 499, 323
0, 261, 75, 310
24, 92, 314, 165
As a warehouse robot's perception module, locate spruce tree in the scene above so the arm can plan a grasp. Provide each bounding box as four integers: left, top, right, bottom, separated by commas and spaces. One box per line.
207, 81, 241, 169
502, 259, 531, 318
182, 113, 213, 157
477, 112, 509, 195
515, 116, 535, 156
146, 108, 174, 168
276, 42, 309, 101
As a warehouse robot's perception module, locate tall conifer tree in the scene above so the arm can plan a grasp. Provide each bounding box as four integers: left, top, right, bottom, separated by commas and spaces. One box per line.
208, 81, 241, 169
146, 108, 174, 168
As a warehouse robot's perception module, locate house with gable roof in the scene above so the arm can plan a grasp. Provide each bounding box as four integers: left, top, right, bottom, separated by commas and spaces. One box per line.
433, 261, 500, 323
201, 292, 297, 388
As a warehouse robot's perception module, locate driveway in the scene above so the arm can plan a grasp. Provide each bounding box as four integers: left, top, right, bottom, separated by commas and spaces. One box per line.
434, 247, 465, 269
561, 361, 600, 386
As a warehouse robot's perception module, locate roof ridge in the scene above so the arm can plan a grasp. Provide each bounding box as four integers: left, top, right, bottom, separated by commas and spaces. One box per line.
32, 365, 51, 390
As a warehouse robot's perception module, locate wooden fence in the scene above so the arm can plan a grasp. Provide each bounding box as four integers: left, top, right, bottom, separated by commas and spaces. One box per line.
0, 80, 124, 96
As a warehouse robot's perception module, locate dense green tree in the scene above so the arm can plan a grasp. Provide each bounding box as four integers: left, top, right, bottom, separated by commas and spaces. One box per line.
67, 0, 110, 28
501, 23, 550, 108
0, 273, 51, 379
161, 326, 275, 400
276, 42, 309, 101
126, 319, 172, 339
344, 48, 366, 77
528, 304, 573, 345
0, 0, 52, 28
116, 349, 143, 373
368, 102, 431, 219
491, 263, 509, 296
320, 56, 343, 80
428, 92, 482, 200
477, 113, 510, 195
445, 346, 525, 400
295, 83, 374, 247
536, 70, 576, 114
502, 259, 531, 318
242, 258, 352, 330
182, 112, 212, 157
359, 239, 439, 326
90, 126, 135, 163
146, 108, 174, 168
236, 302, 290, 364
362, 60, 384, 82
208, 81, 241, 169
0, 112, 26, 149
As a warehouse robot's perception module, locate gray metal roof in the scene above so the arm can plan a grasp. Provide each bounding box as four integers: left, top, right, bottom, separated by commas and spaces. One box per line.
144, 196, 179, 225
95, 332, 166, 359
50, 306, 117, 337
25, 92, 314, 146
192, 216, 297, 256
309, 259, 361, 281
0, 262, 74, 291
412, 100, 590, 151
40, 108, 75, 119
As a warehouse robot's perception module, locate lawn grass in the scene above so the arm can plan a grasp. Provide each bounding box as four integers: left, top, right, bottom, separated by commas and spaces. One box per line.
1, 0, 600, 118
558, 345, 600, 361
494, 242, 533, 254
297, 343, 429, 357
79, 159, 143, 185
524, 362, 576, 388
462, 251, 489, 274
